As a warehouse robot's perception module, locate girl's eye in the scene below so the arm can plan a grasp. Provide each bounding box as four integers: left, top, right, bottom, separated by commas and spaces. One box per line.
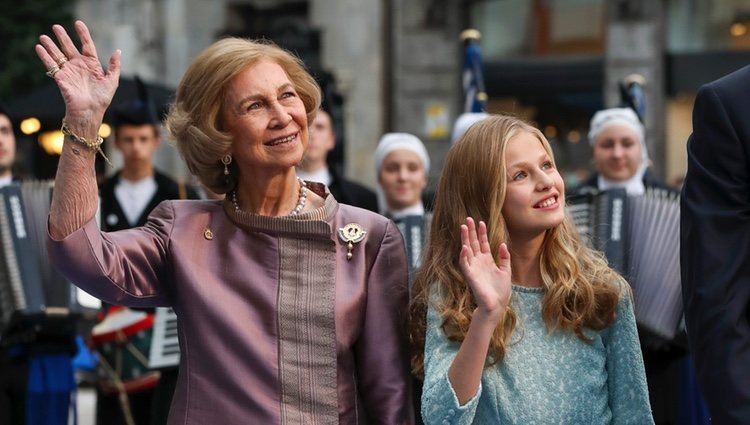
542, 161, 553, 170
512, 171, 526, 181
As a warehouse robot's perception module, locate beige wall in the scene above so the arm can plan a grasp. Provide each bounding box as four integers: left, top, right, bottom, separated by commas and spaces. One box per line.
665, 95, 694, 187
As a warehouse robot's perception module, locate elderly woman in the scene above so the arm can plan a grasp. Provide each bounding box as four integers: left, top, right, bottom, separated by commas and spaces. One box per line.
37, 21, 412, 424
374, 133, 431, 277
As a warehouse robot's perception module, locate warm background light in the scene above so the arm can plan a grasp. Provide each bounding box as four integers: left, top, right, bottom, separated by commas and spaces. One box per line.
99, 123, 112, 138
20, 117, 41, 135
543, 125, 557, 139
39, 130, 64, 155
567, 130, 582, 144
730, 22, 747, 37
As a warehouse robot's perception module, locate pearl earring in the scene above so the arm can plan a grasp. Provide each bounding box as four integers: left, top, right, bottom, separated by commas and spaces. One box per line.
221, 155, 232, 176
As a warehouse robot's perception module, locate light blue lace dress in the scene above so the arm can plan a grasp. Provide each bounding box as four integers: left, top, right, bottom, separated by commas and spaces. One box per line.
421, 284, 654, 425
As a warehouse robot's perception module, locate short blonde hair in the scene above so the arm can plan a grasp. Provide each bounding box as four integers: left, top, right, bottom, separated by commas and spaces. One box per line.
166, 38, 321, 194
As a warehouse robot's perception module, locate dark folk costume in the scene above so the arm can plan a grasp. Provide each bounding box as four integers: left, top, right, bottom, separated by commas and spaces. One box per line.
95, 169, 198, 425
100, 170, 198, 231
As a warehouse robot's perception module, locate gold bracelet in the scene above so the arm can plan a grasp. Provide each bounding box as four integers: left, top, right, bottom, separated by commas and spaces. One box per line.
60, 119, 112, 166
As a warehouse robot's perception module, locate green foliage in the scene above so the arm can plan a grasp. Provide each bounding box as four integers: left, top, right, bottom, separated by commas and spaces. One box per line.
0, 0, 75, 101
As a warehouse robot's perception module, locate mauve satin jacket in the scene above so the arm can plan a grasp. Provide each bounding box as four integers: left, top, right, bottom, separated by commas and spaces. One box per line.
47, 189, 413, 425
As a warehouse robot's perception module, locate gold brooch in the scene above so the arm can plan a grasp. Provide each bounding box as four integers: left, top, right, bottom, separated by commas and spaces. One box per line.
203, 228, 214, 240
338, 223, 366, 260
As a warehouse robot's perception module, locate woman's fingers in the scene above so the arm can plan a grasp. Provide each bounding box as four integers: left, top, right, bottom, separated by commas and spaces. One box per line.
34, 44, 57, 71
38, 35, 68, 66
52, 24, 81, 60
106, 49, 122, 79
75, 21, 99, 60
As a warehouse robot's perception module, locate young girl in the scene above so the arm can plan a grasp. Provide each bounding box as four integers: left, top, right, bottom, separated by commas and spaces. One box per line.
410, 115, 653, 424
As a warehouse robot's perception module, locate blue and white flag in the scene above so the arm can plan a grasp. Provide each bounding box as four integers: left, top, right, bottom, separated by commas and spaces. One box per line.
462, 37, 487, 113
620, 74, 647, 123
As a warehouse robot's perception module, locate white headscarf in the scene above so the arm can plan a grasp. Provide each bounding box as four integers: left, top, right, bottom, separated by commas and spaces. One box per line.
588, 107, 649, 195
373, 133, 430, 215
451, 112, 489, 145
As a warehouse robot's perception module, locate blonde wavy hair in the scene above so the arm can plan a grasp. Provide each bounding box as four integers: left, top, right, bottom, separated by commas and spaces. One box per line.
410, 114, 622, 378
165, 38, 321, 194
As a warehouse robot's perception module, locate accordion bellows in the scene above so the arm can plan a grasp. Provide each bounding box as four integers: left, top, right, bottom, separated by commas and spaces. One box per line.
0, 181, 100, 330
567, 187, 682, 341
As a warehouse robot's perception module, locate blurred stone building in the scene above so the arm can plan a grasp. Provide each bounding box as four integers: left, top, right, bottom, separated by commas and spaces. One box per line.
45, 0, 750, 188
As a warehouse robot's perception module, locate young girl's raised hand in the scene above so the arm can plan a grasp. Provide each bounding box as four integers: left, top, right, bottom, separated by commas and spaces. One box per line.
459, 217, 512, 323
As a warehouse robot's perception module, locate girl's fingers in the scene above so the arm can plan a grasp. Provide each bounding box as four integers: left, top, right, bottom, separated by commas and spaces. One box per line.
52, 24, 81, 59
466, 217, 481, 253
459, 245, 469, 266
75, 21, 99, 59
478, 221, 491, 254
497, 243, 511, 272
460, 224, 470, 253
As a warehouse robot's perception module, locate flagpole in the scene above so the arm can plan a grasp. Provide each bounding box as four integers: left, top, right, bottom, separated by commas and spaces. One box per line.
460, 29, 488, 113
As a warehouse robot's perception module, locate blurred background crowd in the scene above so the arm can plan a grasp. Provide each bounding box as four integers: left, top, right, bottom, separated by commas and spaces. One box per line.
2, 1, 749, 424
5, 0, 750, 192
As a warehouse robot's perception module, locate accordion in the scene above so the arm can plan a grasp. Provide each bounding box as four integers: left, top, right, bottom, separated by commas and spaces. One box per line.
0, 181, 100, 333
148, 306, 180, 369
567, 187, 682, 341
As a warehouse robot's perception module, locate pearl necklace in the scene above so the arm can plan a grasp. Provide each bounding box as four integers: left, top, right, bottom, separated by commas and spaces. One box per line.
231, 177, 308, 216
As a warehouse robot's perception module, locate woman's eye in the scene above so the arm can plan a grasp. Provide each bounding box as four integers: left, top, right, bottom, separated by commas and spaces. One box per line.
247, 102, 261, 111
281, 91, 296, 99
542, 161, 553, 170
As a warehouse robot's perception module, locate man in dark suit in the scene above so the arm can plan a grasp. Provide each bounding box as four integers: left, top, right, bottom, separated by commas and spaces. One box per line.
681, 65, 750, 424
297, 108, 378, 212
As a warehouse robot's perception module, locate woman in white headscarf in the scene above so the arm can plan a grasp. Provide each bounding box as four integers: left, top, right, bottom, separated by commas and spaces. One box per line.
574, 107, 670, 194
374, 133, 431, 277
451, 112, 489, 145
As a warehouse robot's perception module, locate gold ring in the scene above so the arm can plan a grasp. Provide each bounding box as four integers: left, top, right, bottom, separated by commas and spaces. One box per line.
45, 64, 61, 78
55, 56, 68, 66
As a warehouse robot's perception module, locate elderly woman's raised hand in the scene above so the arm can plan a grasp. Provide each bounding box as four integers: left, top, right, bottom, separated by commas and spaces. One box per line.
35, 21, 120, 122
